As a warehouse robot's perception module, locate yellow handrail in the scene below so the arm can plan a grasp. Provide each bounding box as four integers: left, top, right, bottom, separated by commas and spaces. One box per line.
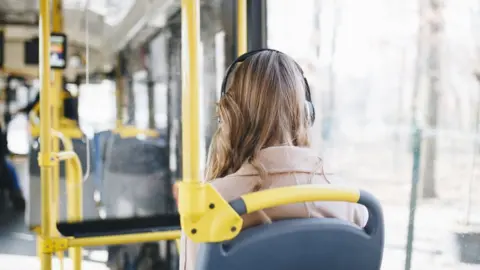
181, 0, 202, 185
177, 0, 244, 244
112, 125, 160, 138
52, 130, 83, 270
51, 3, 64, 267
177, 0, 205, 227
38, 1, 54, 270
69, 231, 180, 247
237, 0, 247, 56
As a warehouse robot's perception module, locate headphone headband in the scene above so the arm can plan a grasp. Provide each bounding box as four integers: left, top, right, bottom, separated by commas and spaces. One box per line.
220, 48, 315, 125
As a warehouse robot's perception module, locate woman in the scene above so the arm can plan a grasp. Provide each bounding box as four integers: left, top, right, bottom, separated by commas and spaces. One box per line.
178, 49, 368, 270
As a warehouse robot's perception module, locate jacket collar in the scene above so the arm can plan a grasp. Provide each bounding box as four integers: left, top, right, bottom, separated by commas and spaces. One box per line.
231, 146, 324, 176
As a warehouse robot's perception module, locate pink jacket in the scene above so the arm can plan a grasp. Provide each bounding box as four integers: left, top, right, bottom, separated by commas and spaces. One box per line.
179, 146, 368, 270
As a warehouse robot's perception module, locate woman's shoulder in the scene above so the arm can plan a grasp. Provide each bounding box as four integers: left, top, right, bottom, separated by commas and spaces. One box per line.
210, 170, 259, 202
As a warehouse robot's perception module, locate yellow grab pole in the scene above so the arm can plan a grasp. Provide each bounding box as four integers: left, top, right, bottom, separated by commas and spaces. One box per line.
179, 0, 203, 219
237, 0, 247, 55
52, 130, 83, 270
39, 0, 54, 269
66, 155, 83, 270
52, 0, 64, 117
69, 230, 181, 247
181, 0, 201, 184
51, 0, 64, 267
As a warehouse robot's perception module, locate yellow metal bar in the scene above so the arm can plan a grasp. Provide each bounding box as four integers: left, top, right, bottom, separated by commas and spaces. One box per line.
51, 4, 64, 264
66, 155, 83, 270
241, 186, 360, 214
175, 0, 203, 243
182, 185, 359, 243
65, 154, 82, 225
237, 0, 247, 55
177, 0, 244, 242
39, 0, 54, 269
112, 126, 159, 138
181, 0, 201, 184
52, 0, 64, 116
180, 185, 360, 243
69, 230, 181, 247
52, 130, 72, 149
31, 125, 83, 139
56, 151, 77, 161
179, 0, 206, 220
52, 130, 82, 270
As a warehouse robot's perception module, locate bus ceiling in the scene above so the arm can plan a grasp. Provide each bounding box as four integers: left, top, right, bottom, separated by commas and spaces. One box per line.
0, 0, 177, 77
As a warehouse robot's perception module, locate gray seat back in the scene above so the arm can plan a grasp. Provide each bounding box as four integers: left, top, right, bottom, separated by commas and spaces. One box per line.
103, 133, 172, 217
196, 193, 384, 270
26, 138, 98, 227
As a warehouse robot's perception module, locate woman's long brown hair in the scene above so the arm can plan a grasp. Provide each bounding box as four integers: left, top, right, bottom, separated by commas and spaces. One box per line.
205, 50, 311, 181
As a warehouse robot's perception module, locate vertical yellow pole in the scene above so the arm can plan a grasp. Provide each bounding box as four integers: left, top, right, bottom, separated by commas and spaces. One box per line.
51, 0, 64, 268
66, 157, 83, 270
237, 0, 247, 55
39, 0, 53, 270
181, 0, 201, 184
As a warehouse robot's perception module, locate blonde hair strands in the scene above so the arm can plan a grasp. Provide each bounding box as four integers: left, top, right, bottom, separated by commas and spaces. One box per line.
205, 50, 312, 183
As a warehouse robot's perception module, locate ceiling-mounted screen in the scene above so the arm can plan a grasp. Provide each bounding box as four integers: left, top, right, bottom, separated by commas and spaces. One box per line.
50, 33, 67, 70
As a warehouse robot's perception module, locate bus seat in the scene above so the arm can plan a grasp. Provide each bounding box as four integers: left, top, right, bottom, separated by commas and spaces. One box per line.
196, 193, 384, 270
197, 219, 383, 270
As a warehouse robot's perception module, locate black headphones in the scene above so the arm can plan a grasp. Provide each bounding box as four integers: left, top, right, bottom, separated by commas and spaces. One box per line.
220, 48, 316, 126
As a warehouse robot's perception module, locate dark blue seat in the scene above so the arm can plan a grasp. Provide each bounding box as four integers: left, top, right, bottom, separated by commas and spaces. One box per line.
196, 193, 384, 270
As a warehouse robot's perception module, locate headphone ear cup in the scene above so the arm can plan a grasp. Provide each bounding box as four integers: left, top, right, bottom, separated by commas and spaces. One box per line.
305, 101, 315, 126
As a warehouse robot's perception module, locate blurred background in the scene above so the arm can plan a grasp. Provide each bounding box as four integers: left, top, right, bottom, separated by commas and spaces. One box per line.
0, 0, 479, 269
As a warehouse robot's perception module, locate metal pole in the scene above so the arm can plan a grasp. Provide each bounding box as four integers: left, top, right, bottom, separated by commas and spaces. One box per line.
247, 0, 267, 50
51, 1, 63, 265
404, 126, 422, 270
53, 130, 83, 269
39, 0, 53, 269
237, 0, 247, 56
181, 0, 201, 183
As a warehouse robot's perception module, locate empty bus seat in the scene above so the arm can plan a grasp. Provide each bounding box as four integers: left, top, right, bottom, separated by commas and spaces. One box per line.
103, 133, 173, 218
